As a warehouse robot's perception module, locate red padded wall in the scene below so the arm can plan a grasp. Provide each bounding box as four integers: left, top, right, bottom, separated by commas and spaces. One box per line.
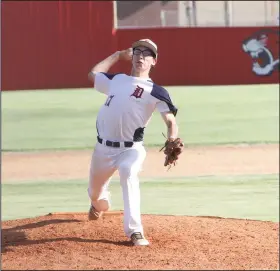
1, 1, 114, 90
1, 1, 279, 90
113, 27, 279, 86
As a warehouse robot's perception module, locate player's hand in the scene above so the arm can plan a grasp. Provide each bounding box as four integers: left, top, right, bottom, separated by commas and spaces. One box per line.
119, 48, 133, 61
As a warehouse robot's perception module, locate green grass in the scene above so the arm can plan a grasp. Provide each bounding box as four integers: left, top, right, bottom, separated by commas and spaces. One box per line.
2, 84, 279, 151
2, 175, 279, 222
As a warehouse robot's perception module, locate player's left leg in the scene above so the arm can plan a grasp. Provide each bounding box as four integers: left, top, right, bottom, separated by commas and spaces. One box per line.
117, 144, 147, 240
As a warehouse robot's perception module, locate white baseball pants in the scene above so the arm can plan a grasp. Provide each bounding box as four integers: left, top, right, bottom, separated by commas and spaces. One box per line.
87, 141, 146, 238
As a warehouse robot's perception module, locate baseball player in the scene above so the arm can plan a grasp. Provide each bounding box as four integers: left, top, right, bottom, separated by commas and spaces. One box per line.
87, 39, 179, 246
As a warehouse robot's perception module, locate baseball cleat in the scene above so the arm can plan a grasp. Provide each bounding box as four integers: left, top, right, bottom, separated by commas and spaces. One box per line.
130, 232, 150, 246
88, 204, 103, 220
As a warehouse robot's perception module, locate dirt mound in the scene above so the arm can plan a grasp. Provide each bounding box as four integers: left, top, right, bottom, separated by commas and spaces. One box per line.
2, 212, 279, 270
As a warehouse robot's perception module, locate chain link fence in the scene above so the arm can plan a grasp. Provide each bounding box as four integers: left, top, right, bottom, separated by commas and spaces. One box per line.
115, 1, 279, 28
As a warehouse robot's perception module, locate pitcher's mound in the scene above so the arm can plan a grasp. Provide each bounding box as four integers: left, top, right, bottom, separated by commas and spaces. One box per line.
2, 212, 279, 270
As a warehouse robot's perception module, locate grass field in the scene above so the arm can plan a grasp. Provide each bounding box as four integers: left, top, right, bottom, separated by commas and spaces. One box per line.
2, 84, 279, 151
2, 84, 279, 222
2, 175, 279, 222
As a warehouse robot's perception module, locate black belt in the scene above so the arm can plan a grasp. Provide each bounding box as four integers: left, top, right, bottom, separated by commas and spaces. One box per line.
97, 136, 134, 148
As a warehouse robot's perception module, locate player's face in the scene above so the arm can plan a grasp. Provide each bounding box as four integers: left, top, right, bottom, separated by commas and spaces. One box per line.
132, 46, 157, 73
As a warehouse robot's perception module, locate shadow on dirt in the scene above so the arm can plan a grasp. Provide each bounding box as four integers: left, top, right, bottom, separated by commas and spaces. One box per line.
4, 237, 132, 250
4, 219, 81, 231
2, 218, 132, 253
1, 230, 26, 253
2, 219, 81, 253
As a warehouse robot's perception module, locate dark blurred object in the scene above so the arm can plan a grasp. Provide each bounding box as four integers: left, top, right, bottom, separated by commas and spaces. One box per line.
117, 1, 152, 20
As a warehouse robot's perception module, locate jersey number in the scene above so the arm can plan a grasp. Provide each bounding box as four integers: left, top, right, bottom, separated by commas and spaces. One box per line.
105, 95, 114, 107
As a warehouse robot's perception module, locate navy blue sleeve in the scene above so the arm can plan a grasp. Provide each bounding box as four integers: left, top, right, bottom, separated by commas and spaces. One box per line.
150, 84, 178, 116
100, 73, 121, 80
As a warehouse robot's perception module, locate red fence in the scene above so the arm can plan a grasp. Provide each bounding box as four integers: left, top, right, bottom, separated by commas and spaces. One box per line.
1, 1, 114, 90
113, 27, 279, 86
1, 1, 279, 90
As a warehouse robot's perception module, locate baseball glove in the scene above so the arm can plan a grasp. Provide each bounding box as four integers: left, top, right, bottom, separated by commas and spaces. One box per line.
159, 134, 184, 169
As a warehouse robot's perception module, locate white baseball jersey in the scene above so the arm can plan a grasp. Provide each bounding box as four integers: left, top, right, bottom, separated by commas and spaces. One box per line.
93, 72, 178, 142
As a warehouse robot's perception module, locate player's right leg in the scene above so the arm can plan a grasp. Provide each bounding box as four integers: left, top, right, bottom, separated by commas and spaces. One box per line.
87, 143, 117, 219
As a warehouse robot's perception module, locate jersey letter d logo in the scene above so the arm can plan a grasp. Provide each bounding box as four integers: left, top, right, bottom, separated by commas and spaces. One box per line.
131, 85, 144, 99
